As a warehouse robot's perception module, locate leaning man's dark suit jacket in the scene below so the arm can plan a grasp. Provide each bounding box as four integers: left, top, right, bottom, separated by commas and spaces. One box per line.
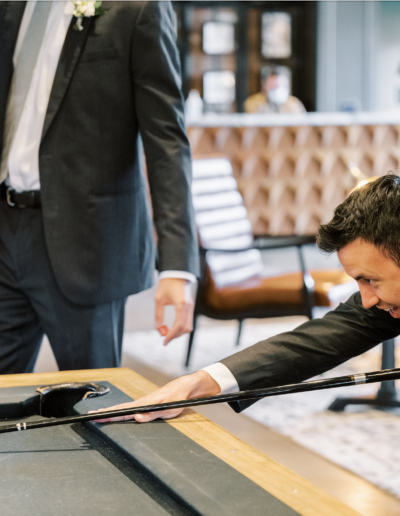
0, 1, 198, 305
222, 292, 400, 412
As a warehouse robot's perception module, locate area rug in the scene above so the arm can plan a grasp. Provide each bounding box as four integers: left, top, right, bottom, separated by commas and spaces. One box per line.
122, 316, 400, 498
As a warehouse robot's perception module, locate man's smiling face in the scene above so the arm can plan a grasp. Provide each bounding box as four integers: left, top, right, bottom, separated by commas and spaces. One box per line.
338, 238, 400, 318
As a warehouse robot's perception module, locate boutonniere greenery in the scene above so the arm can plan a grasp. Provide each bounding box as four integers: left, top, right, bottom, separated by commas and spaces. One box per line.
72, 1, 105, 31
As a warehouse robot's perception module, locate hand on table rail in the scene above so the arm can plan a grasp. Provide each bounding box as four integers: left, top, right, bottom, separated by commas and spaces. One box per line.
91, 370, 221, 423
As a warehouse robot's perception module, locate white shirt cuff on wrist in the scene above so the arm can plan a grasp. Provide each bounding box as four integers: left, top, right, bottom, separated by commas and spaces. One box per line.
158, 271, 197, 283
201, 363, 239, 394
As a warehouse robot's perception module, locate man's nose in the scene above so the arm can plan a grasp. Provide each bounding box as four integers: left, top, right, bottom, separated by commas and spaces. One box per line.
358, 283, 380, 309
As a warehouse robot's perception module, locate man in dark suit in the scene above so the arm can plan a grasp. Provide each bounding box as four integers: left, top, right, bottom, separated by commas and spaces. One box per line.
0, 1, 198, 373
95, 174, 400, 423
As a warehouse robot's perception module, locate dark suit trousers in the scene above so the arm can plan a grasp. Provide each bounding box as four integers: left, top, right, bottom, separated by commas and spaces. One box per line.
0, 198, 126, 374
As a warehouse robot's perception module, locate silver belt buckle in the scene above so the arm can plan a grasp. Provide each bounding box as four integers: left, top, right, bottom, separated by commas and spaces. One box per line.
6, 188, 15, 207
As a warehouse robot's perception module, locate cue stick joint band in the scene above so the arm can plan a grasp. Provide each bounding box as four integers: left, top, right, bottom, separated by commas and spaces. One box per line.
352, 373, 367, 384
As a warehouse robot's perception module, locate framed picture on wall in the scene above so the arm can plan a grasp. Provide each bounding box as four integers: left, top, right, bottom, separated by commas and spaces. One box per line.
203, 21, 235, 55
203, 70, 236, 105
261, 12, 291, 59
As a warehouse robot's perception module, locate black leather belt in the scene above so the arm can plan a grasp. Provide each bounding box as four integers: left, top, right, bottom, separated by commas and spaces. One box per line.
0, 183, 41, 208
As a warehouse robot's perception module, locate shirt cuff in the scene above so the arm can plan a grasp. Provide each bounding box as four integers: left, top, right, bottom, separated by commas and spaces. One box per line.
158, 270, 197, 283
201, 363, 240, 394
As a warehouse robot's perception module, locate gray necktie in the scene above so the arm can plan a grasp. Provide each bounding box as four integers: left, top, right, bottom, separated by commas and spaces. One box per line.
0, 1, 53, 184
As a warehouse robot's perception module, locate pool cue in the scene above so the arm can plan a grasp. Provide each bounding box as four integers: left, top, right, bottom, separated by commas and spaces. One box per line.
1, 367, 400, 434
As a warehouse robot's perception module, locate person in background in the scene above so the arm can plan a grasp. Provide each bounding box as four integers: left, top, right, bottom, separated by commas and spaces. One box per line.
245, 65, 306, 114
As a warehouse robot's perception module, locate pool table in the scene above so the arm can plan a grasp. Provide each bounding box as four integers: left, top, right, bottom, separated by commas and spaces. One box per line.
0, 368, 359, 516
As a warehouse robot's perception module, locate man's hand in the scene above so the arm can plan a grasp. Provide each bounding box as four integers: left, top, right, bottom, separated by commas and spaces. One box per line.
155, 278, 194, 346
92, 370, 221, 423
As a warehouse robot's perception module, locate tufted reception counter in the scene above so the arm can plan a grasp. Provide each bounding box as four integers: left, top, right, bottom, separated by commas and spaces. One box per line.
187, 111, 400, 236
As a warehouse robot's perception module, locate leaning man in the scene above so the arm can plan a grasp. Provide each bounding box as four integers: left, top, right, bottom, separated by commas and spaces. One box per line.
97, 174, 400, 422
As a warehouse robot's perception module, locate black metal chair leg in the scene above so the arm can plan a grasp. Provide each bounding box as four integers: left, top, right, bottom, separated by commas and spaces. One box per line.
297, 246, 315, 320
328, 339, 400, 411
235, 320, 243, 346
185, 316, 198, 368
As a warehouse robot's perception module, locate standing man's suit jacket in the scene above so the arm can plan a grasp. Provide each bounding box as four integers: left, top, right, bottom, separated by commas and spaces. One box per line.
0, 1, 198, 306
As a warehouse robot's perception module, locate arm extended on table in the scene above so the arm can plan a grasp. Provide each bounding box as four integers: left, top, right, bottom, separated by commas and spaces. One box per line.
98, 293, 400, 421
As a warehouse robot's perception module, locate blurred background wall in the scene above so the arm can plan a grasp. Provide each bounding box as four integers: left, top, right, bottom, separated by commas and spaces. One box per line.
170, 2, 400, 237
173, 0, 317, 113
172, 1, 400, 115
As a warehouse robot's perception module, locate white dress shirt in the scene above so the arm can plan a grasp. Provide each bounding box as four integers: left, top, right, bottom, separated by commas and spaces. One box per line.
6, 2, 195, 284
7, 1, 73, 192
201, 363, 239, 393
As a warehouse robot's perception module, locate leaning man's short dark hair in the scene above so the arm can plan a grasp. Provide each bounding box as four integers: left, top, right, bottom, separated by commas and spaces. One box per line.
317, 173, 400, 266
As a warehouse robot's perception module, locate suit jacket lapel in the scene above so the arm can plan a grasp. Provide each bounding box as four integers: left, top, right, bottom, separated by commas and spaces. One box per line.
0, 1, 26, 139
0, 1, 26, 56
41, 16, 93, 142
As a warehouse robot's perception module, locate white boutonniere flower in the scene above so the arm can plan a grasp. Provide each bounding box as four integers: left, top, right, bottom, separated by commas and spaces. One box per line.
72, 1, 105, 31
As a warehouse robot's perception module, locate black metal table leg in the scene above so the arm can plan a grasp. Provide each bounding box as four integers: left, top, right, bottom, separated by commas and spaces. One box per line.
328, 339, 400, 411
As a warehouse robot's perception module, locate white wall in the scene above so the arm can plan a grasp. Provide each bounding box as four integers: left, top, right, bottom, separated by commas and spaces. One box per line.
375, 2, 400, 111
317, 1, 376, 112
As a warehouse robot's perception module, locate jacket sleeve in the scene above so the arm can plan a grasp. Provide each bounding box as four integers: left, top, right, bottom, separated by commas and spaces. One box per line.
130, 1, 199, 277
220, 293, 400, 412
